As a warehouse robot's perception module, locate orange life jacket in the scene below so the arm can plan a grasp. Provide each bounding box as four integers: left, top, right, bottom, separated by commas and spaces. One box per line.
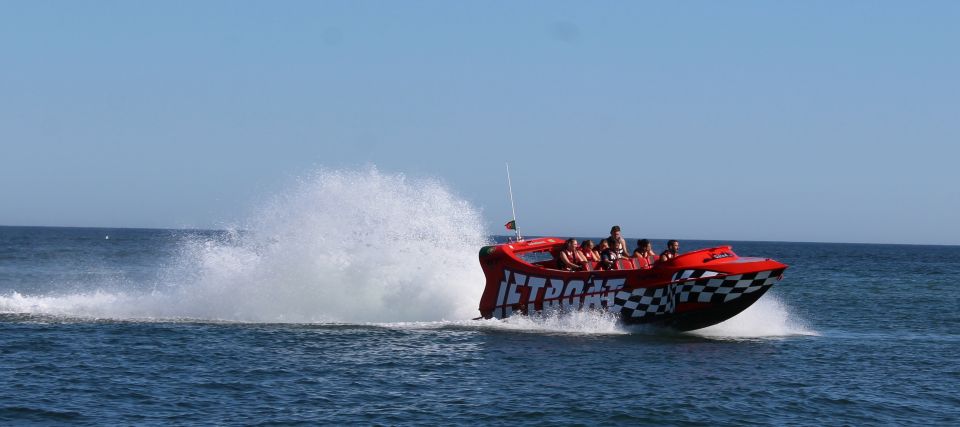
634, 255, 650, 269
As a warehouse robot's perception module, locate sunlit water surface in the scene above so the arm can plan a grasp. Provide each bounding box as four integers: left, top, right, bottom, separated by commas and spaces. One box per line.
1, 171, 957, 425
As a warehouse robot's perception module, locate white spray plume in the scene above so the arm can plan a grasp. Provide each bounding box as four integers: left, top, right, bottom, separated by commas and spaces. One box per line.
0, 168, 489, 323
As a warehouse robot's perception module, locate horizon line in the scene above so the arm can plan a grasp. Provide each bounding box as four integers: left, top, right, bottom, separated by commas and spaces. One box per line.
1, 224, 957, 248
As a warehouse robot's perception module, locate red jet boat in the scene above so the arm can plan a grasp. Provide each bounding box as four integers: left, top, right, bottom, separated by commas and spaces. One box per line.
478, 238, 787, 331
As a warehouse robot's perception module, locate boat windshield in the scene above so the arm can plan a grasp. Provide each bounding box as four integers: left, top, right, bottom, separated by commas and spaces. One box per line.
517, 250, 553, 265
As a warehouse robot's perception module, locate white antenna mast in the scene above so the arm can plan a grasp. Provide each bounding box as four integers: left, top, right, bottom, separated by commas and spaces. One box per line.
506, 162, 522, 241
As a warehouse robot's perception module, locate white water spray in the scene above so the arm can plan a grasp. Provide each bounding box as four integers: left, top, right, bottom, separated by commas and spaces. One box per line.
0, 168, 489, 323
691, 293, 817, 338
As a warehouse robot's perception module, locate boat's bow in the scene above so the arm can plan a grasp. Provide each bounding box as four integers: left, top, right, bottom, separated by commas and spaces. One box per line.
615, 247, 787, 330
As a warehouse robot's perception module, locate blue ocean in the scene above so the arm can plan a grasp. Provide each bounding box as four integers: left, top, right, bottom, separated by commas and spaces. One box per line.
1, 173, 958, 425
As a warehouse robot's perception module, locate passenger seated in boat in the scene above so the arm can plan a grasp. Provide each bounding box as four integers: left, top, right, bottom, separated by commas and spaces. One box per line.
660, 240, 680, 262
633, 239, 657, 268
556, 238, 585, 271
609, 225, 629, 256
574, 240, 589, 264
596, 238, 610, 254
579, 240, 599, 263
599, 237, 624, 270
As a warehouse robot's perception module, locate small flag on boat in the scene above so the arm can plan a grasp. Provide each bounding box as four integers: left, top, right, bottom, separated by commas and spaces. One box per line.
504, 220, 516, 230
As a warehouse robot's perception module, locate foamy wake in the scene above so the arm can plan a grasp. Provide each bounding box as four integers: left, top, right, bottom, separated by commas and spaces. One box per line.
378, 309, 630, 335
0, 289, 814, 337
0, 168, 489, 323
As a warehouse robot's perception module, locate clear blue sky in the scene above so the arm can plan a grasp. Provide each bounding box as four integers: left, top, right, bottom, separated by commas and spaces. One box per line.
1, 1, 957, 245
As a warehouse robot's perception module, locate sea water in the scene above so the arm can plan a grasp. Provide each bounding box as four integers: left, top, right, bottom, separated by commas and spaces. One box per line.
1, 169, 957, 425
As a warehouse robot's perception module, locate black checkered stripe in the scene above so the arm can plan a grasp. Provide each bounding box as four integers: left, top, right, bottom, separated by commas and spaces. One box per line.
608, 269, 782, 319
608, 286, 676, 319
675, 269, 783, 305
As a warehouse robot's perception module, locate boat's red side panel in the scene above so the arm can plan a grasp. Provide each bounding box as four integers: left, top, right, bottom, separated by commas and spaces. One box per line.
477, 238, 787, 321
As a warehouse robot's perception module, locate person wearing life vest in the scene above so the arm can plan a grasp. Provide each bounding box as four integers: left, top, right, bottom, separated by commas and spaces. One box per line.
557, 238, 585, 271
578, 239, 600, 263
608, 225, 629, 256
660, 239, 680, 262
599, 237, 624, 270
633, 239, 657, 268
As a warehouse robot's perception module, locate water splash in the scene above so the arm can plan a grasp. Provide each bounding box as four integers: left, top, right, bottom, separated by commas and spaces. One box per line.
491, 309, 627, 334
690, 293, 818, 339
0, 168, 490, 323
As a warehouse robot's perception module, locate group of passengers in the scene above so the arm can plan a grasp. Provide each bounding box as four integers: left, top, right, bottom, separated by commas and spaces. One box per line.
557, 226, 681, 272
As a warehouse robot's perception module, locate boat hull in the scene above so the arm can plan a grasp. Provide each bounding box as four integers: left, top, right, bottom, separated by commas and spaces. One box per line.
652, 286, 770, 331
478, 238, 787, 331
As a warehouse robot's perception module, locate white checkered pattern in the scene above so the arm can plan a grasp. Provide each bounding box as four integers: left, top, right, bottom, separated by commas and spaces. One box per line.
672, 269, 722, 281
609, 286, 676, 318
676, 270, 779, 304
608, 269, 782, 319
